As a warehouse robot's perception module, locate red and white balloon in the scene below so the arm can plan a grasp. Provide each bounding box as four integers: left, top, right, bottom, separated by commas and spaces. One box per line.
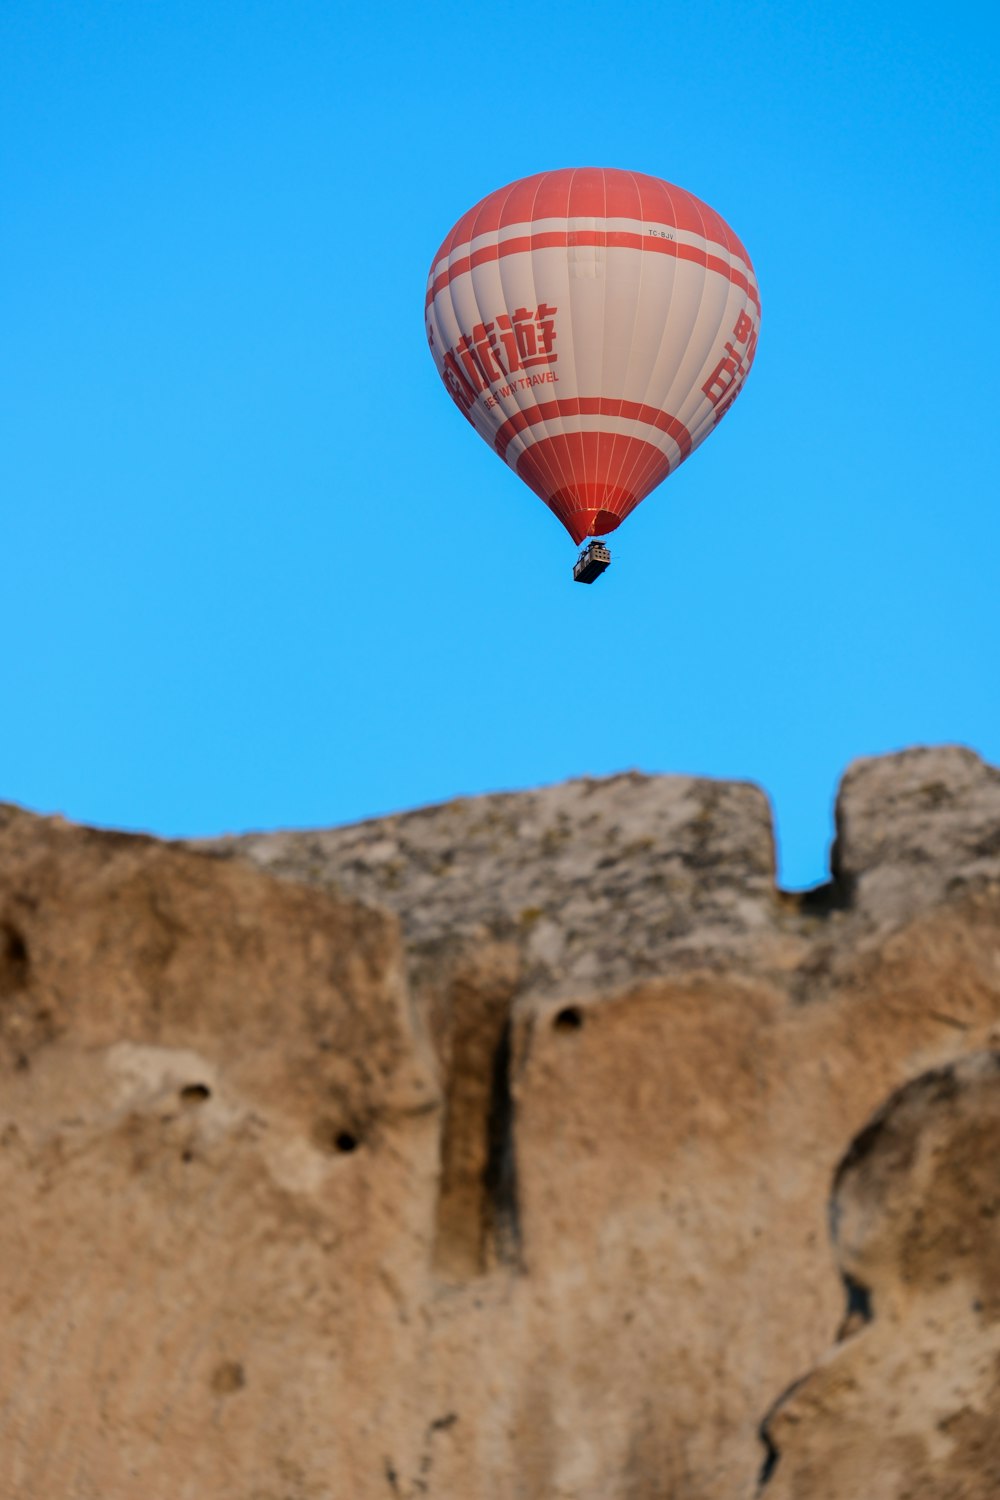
425, 167, 760, 544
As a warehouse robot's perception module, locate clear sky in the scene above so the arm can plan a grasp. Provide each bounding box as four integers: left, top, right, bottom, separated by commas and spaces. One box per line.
2, 0, 998, 887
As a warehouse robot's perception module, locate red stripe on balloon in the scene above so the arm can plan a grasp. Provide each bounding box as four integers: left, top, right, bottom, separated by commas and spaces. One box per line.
493, 399, 692, 465
514, 432, 674, 544
428, 169, 752, 280
425, 230, 759, 313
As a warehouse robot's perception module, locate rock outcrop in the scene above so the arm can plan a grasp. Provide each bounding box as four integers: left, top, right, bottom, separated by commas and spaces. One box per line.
0, 745, 998, 1499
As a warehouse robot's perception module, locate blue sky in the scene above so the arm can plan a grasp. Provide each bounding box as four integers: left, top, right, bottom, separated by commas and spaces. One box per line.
2, 0, 997, 886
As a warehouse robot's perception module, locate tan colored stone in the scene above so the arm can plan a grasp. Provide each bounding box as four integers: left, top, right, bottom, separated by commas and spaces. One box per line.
0, 747, 997, 1498
0, 807, 440, 1500
761, 1053, 1000, 1500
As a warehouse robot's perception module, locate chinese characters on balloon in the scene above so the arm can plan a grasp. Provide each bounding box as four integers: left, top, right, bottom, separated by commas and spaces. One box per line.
441, 305, 559, 416
701, 309, 758, 421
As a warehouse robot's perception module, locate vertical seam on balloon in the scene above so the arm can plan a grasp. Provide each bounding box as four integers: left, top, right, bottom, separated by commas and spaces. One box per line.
542, 166, 575, 525
681, 187, 721, 459
512, 182, 566, 510
515, 170, 565, 514
552, 165, 585, 531
501, 177, 567, 513
442, 192, 507, 470
661, 181, 715, 465
613, 170, 661, 518
616, 175, 680, 515
591, 167, 615, 533
610, 171, 647, 506
464, 179, 531, 504
650, 177, 684, 461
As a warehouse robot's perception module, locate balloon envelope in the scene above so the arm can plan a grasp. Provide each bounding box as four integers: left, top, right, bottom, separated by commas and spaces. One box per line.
425, 167, 760, 544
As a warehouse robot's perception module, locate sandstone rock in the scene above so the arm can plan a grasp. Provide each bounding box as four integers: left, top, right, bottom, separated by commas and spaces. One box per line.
0, 747, 997, 1499
0, 807, 439, 1500
761, 1051, 1000, 1500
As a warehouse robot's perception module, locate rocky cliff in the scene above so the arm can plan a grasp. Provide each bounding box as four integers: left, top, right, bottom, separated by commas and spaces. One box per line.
0, 746, 998, 1499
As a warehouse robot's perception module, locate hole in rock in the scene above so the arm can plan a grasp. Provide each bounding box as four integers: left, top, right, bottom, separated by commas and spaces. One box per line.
843, 1272, 873, 1325
0, 922, 29, 989
554, 1006, 583, 1032
334, 1130, 359, 1154
210, 1359, 246, 1395
179, 1083, 211, 1104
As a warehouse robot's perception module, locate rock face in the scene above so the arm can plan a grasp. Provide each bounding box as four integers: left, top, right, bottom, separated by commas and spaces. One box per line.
0, 745, 998, 1499
762, 1051, 1000, 1500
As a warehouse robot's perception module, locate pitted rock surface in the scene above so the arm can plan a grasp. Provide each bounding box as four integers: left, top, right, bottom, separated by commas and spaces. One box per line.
0, 746, 999, 1500
761, 1051, 1000, 1500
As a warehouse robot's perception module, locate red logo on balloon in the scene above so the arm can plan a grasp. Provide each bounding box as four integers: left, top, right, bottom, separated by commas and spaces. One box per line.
442, 305, 558, 415
701, 309, 758, 419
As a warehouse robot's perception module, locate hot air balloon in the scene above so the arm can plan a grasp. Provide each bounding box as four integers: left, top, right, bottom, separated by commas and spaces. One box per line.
425, 167, 760, 583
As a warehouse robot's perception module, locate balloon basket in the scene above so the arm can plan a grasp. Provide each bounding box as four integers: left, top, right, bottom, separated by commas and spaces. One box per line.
573, 541, 612, 585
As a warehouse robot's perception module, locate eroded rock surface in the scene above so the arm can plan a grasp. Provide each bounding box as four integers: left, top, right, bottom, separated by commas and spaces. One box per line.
761, 1051, 1000, 1499
0, 745, 997, 1499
